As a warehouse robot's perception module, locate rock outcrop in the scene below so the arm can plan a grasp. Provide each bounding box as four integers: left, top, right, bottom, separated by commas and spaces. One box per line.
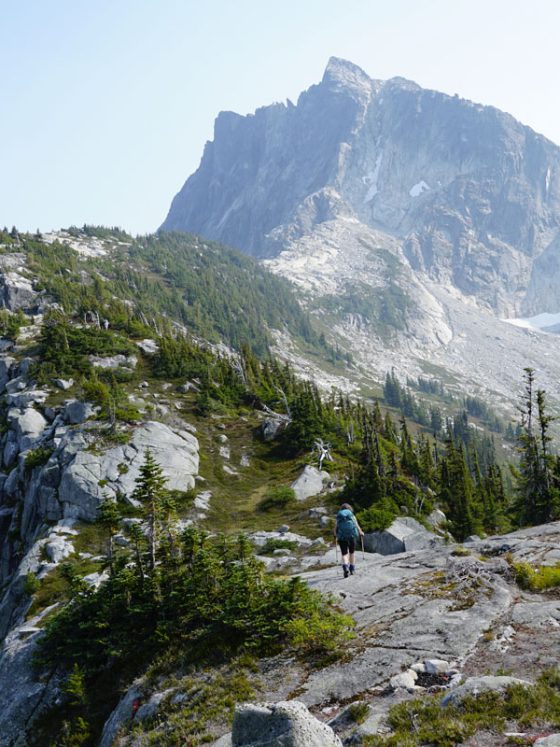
230, 701, 343, 747
290, 465, 330, 501
363, 517, 444, 555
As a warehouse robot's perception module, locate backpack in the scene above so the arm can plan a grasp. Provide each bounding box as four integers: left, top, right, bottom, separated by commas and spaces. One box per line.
336, 509, 358, 540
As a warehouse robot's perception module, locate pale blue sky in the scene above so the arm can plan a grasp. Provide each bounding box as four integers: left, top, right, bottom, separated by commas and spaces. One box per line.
2, 0, 559, 234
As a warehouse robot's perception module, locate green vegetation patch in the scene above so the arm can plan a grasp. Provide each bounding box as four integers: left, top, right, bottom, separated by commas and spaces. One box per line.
513, 561, 560, 592
365, 669, 560, 746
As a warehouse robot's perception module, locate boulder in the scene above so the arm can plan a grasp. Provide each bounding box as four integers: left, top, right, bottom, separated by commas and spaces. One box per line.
390, 670, 417, 689
250, 531, 313, 549
0, 355, 16, 393
308, 507, 327, 518
8, 407, 47, 450
64, 400, 95, 424
535, 737, 560, 746
232, 700, 343, 747
44, 536, 74, 564
424, 659, 450, 675
261, 418, 287, 442
441, 676, 532, 706
6, 389, 48, 408
99, 682, 145, 747
291, 466, 330, 501
363, 517, 443, 556
89, 354, 138, 369
0, 267, 37, 311
53, 378, 74, 391
136, 339, 159, 355
427, 509, 447, 528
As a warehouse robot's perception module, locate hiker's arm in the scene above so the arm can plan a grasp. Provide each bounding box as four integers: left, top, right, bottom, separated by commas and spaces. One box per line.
354, 517, 364, 536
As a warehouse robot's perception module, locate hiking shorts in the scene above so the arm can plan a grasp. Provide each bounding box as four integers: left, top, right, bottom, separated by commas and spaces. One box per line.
338, 537, 356, 555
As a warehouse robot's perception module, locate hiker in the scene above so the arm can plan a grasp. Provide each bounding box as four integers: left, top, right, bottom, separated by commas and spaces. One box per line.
334, 503, 363, 578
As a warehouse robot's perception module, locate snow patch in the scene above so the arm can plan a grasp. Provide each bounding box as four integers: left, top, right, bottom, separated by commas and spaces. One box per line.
545, 167, 552, 195
363, 153, 382, 203
504, 311, 560, 333
409, 180, 430, 197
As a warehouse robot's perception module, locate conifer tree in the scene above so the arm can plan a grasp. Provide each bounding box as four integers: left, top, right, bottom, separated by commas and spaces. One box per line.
132, 450, 169, 572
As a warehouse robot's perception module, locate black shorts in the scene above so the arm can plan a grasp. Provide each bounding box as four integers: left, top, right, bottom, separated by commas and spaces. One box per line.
338, 537, 356, 555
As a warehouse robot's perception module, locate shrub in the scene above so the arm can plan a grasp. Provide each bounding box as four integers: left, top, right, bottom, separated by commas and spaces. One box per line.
258, 486, 296, 512
284, 587, 354, 663
348, 701, 370, 724
356, 505, 396, 533
24, 572, 41, 596
25, 446, 54, 471
512, 561, 560, 591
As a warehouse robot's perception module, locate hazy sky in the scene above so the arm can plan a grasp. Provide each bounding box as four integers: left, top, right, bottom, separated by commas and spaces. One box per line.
3, 0, 560, 234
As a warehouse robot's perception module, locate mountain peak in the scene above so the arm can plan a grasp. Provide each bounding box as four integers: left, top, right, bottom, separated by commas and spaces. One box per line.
322, 56, 372, 95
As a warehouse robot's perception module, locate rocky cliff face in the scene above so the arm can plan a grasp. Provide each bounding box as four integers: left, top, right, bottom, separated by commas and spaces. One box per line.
161, 57, 560, 317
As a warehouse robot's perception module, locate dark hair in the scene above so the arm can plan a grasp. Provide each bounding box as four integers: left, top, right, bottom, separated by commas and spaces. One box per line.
340, 503, 353, 511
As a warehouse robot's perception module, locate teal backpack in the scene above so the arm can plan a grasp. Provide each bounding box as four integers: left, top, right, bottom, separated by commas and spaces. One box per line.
336, 509, 358, 540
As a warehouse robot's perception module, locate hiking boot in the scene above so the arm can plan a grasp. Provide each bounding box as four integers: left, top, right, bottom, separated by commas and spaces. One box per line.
349, 564, 355, 575
342, 564, 349, 578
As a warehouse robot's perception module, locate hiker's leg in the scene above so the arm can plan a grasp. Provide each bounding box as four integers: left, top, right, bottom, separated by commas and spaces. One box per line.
348, 539, 356, 574
339, 540, 350, 577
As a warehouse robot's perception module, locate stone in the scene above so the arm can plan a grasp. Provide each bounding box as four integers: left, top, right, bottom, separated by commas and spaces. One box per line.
308, 507, 327, 518
535, 736, 560, 746
5, 376, 27, 394
427, 509, 447, 528
0, 355, 15, 392
82, 571, 109, 588
390, 670, 417, 689
212, 735, 233, 747
64, 400, 95, 425
9, 407, 47, 450
53, 378, 74, 390
273, 548, 292, 556
44, 536, 74, 563
277, 525, 290, 534
410, 662, 426, 674
194, 491, 212, 512
250, 531, 313, 549
291, 465, 330, 501
320, 516, 332, 528
232, 700, 343, 747
424, 659, 450, 675
6, 389, 48, 408
363, 517, 442, 556
177, 381, 201, 393
261, 417, 287, 442
89, 354, 138, 369
217, 433, 229, 443
441, 676, 533, 706
136, 339, 159, 355
99, 682, 145, 747
135, 688, 174, 722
